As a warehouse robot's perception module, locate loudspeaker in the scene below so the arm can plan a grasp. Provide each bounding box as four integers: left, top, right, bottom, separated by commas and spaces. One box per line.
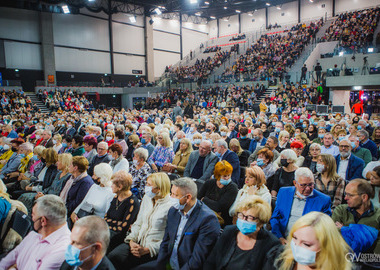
332, 106, 344, 114
306, 104, 316, 111
317, 105, 328, 114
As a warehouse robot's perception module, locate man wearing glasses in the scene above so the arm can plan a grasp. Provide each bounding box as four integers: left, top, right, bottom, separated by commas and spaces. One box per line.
335, 139, 365, 181
270, 167, 332, 245
333, 179, 380, 254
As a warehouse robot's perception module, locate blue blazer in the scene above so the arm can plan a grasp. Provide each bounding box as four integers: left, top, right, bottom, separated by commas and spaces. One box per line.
248, 137, 267, 153
148, 201, 220, 270
335, 154, 365, 181
66, 175, 94, 216
270, 187, 332, 239
222, 150, 241, 186
228, 130, 238, 139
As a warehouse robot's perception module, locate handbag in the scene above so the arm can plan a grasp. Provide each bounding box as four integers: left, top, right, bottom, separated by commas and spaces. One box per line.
161, 163, 174, 173
77, 207, 95, 218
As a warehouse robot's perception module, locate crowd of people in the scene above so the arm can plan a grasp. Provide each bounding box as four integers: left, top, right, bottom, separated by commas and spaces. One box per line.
219, 19, 323, 83
0, 76, 379, 269
321, 7, 380, 50
0, 89, 38, 115
38, 88, 95, 112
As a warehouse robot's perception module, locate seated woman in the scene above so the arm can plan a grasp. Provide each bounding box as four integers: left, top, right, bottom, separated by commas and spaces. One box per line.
306, 124, 318, 141
71, 162, 114, 223
164, 138, 192, 176
83, 135, 98, 163
114, 130, 128, 157
52, 134, 63, 153
266, 212, 351, 270
148, 132, 174, 172
105, 130, 115, 147
4, 142, 34, 185
229, 166, 271, 217
105, 171, 140, 251
126, 134, 140, 161
276, 131, 290, 153
108, 173, 173, 269
230, 139, 250, 167
220, 125, 231, 146
192, 133, 203, 150
302, 143, 321, 174
268, 149, 298, 197
60, 156, 94, 218
13, 148, 59, 199
129, 148, 151, 200
314, 154, 345, 209
251, 148, 276, 179
108, 144, 129, 173
18, 153, 72, 213
198, 160, 239, 227
205, 196, 280, 269
295, 132, 310, 158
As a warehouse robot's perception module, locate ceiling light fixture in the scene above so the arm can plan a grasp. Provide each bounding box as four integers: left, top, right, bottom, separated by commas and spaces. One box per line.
62, 5, 70, 13
155, 8, 162, 15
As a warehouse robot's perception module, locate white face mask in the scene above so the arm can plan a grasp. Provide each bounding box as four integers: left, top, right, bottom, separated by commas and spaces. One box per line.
144, 186, 156, 198
291, 239, 317, 266
35, 135, 41, 140
3, 144, 10, 150
106, 136, 113, 141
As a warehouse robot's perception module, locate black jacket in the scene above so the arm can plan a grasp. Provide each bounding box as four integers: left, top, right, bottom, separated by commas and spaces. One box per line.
60, 256, 115, 270
41, 164, 59, 190
204, 226, 281, 270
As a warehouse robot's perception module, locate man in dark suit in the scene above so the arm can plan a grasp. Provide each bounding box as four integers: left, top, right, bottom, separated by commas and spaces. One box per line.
93, 126, 104, 143
135, 178, 220, 270
173, 131, 185, 154
61, 216, 115, 270
41, 130, 54, 148
335, 139, 365, 181
215, 139, 241, 186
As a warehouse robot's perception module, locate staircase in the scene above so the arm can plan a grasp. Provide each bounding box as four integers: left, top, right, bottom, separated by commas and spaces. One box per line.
254, 87, 275, 105
25, 92, 50, 114
286, 18, 335, 84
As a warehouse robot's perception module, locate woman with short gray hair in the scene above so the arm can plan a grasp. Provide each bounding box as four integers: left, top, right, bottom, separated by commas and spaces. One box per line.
302, 143, 322, 174
130, 148, 152, 200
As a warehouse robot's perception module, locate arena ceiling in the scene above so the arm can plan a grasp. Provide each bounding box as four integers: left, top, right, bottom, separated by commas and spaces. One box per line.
0, 0, 297, 20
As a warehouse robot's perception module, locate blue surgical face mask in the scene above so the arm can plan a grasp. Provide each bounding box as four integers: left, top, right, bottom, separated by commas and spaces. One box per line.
256, 158, 265, 167
302, 124, 307, 128
318, 134, 324, 139
193, 139, 201, 145
275, 127, 281, 133
145, 186, 156, 198
358, 126, 362, 130
141, 138, 147, 144
32, 155, 39, 161
291, 239, 317, 266
215, 152, 221, 158
169, 195, 186, 211
220, 178, 231, 186
236, 218, 257, 235
221, 131, 227, 137
65, 244, 95, 267
351, 142, 356, 149
62, 143, 68, 148
19, 153, 25, 158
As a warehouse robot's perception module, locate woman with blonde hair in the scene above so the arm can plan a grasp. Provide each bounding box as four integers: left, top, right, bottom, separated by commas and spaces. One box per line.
229, 139, 250, 167
269, 211, 352, 270
166, 138, 193, 176
148, 132, 174, 172
205, 196, 280, 269
105, 130, 115, 147
314, 154, 345, 209
277, 131, 290, 153
192, 133, 202, 150
108, 172, 173, 268
229, 166, 271, 216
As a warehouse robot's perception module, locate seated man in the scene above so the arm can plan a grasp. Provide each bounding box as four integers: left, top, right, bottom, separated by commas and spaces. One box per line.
335, 139, 365, 181
349, 135, 372, 165
270, 167, 332, 245
248, 136, 280, 164
214, 140, 240, 186
136, 178, 220, 270
61, 216, 114, 270
332, 179, 380, 254
184, 141, 218, 181
320, 133, 340, 157
87, 142, 111, 176
0, 138, 25, 182
0, 195, 71, 269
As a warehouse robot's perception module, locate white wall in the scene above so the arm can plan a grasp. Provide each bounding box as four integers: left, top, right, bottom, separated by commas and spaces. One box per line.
182, 28, 208, 56
4, 41, 42, 70
114, 54, 145, 75
209, 20, 218, 38
112, 22, 145, 55
53, 13, 109, 51
268, 1, 299, 26
241, 9, 266, 33
0, 7, 40, 43
153, 18, 180, 34
154, 50, 180, 77
335, 0, 379, 13
153, 31, 181, 52
112, 13, 144, 27
301, 0, 333, 21
219, 15, 239, 36
55, 47, 111, 73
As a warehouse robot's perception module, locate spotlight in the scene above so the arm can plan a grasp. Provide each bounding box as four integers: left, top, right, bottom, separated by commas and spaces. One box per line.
129, 16, 136, 23
276, 6, 281, 9
210, 16, 216, 19
236, 10, 241, 13
266, 3, 270, 6
205, 1, 210, 4
62, 5, 70, 14
339, 52, 344, 57
368, 48, 374, 53
155, 8, 162, 15
15, 69, 19, 72
190, 0, 197, 3
224, 6, 227, 9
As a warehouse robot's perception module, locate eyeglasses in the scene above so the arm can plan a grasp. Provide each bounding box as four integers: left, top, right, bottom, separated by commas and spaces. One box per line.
296, 181, 314, 188
344, 192, 363, 198
97, 148, 107, 151
339, 145, 350, 149
237, 212, 259, 222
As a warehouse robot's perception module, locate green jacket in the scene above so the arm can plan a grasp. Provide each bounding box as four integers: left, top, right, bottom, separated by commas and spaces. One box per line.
332, 204, 380, 254
69, 146, 85, 157
352, 146, 372, 166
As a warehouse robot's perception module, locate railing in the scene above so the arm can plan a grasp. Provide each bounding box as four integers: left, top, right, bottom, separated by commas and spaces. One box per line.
1, 80, 22, 87
37, 81, 157, 88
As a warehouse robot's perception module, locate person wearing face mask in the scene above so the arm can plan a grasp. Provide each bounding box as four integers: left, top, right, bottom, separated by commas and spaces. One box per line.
62, 216, 115, 270
248, 128, 267, 153
108, 173, 174, 270
71, 163, 114, 224
108, 144, 129, 173
129, 148, 152, 200
198, 161, 238, 227
135, 178, 220, 270
358, 129, 378, 160
206, 196, 280, 270
336, 139, 365, 181
0, 138, 25, 182
69, 135, 85, 157
349, 135, 372, 165
269, 122, 284, 138
314, 154, 345, 210
0, 195, 71, 270
266, 212, 352, 270
191, 133, 203, 150
312, 127, 326, 145
105, 130, 115, 147
270, 168, 332, 245
214, 139, 241, 186
269, 149, 299, 198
